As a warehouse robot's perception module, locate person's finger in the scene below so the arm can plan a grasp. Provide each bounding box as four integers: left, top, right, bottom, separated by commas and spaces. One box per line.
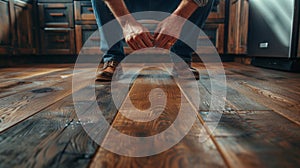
157, 36, 169, 48
127, 38, 138, 50
134, 35, 147, 48
154, 26, 161, 39
141, 33, 153, 47
154, 33, 164, 46
128, 42, 137, 50
146, 32, 154, 41
164, 38, 177, 49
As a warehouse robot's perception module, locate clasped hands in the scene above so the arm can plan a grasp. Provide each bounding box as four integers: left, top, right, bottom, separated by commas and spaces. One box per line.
122, 15, 185, 50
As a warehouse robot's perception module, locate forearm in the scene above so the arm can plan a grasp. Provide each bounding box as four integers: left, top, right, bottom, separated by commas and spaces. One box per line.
103, 0, 205, 24
103, 0, 135, 27
173, 0, 199, 19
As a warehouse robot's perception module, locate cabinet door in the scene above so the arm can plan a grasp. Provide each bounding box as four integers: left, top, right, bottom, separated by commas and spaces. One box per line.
207, 0, 225, 22
38, 3, 74, 28
74, 1, 95, 23
40, 28, 75, 55
198, 24, 225, 54
227, 0, 249, 54
14, 0, 36, 54
75, 24, 101, 54
0, 0, 12, 54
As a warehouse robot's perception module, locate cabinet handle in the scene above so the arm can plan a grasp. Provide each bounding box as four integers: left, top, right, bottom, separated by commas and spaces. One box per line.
87, 7, 93, 12
56, 39, 66, 43
49, 13, 65, 17
90, 37, 100, 41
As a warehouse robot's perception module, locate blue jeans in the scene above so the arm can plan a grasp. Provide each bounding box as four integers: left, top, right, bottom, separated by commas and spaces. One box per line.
91, 0, 215, 64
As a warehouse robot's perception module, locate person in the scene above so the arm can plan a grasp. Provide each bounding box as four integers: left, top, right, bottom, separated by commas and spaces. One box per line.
91, 0, 215, 81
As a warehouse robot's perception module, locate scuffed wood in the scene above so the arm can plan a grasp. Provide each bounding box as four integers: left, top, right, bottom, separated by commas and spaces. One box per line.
90, 67, 226, 168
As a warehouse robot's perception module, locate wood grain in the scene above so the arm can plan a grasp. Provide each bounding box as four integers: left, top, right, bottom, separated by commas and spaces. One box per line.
90, 67, 226, 168
223, 63, 300, 125
0, 67, 93, 132
0, 62, 300, 167
195, 62, 300, 167
195, 64, 268, 111
203, 110, 300, 168
0, 68, 75, 98
0, 82, 119, 167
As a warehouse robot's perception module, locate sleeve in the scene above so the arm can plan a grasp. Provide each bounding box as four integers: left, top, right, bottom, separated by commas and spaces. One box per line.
193, 0, 209, 7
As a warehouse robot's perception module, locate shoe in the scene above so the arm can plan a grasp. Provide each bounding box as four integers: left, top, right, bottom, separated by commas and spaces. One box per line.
172, 63, 199, 80
189, 66, 200, 80
96, 61, 119, 81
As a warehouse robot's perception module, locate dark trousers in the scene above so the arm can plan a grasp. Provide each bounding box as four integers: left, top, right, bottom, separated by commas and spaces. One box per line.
91, 0, 215, 63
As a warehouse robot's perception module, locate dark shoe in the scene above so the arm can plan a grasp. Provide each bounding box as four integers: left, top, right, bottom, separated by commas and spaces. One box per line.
172, 63, 199, 80
189, 66, 200, 80
96, 61, 119, 81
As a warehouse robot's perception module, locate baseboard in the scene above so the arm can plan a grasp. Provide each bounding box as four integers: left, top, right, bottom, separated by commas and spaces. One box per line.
0, 53, 235, 67
251, 57, 300, 72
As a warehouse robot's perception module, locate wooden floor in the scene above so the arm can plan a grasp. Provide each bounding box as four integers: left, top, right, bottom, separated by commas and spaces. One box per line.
0, 62, 300, 168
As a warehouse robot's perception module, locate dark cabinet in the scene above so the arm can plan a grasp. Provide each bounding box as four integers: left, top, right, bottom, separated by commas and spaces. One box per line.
200, 0, 225, 54
38, 3, 74, 28
0, 0, 36, 55
74, 1, 95, 24
201, 24, 225, 54
40, 28, 75, 54
75, 24, 100, 54
227, 0, 249, 54
0, 0, 13, 54
207, 0, 225, 22
74, 0, 97, 54
14, 0, 36, 54
38, 2, 75, 55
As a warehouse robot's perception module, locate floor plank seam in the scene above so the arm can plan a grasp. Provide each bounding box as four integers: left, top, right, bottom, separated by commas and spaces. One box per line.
162, 64, 231, 168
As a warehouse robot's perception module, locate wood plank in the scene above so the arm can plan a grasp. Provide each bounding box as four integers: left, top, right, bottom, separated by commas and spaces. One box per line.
0, 67, 93, 132
224, 63, 300, 125
225, 73, 300, 104
173, 62, 233, 111
0, 64, 71, 81
226, 63, 300, 89
195, 62, 300, 125
90, 67, 226, 168
0, 64, 72, 93
194, 63, 300, 167
226, 79, 300, 126
0, 83, 118, 167
0, 68, 75, 98
225, 63, 300, 101
200, 110, 300, 168
0, 62, 299, 168
196, 68, 269, 111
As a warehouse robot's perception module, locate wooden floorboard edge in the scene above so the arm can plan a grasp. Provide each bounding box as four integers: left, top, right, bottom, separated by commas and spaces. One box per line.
177, 85, 231, 168
0, 88, 72, 134
266, 109, 300, 127
89, 66, 227, 167
162, 64, 231, 168
226, 82, 300, 127
0, 68, 74, 99
0, 69, 94, 133
87, 65, 150, 167
87, 84, 135, 167
196, 113, 232, 168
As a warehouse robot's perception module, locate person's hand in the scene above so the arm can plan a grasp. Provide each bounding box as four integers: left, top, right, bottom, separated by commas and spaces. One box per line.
122, 18, 154, 50
154, 14, 186, 49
